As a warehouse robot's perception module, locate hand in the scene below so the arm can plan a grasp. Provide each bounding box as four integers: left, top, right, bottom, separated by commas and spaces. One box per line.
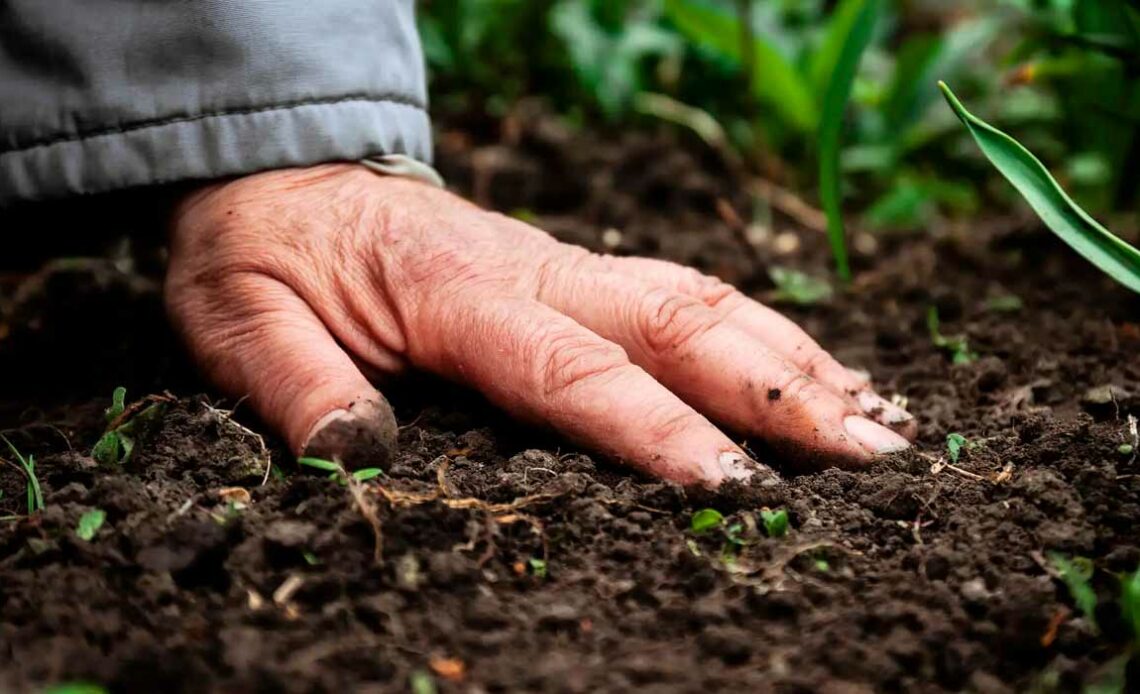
165, 164, 914, 487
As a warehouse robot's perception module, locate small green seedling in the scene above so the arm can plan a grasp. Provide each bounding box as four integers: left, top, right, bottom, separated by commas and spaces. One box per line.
1123, 567, 1140, 641
298, 457, 384, 485
760, 508, 789, 538
75, 509, 106, 541
1049, 552, 1099, 632
409, 670, 437, 694
352, 468, 385, 482
91, 387, 167, 465
2, 435, 44, 515
690, 509, 753, 563
302, 550, 321, 566
1080, 565, 1140, 694
769, 267, 833, 306
926, 307, 978, 365
528, 558, 548, 579
1120, 444, 1135, 456
983, 294, 1023, 313
690, 508, 725, 534
814, 557, 831, 573
946, 433, 968, 464
43, 685, 108, 694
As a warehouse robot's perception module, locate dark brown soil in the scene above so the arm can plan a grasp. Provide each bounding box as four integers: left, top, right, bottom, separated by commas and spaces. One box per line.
1, 115, 1139, 693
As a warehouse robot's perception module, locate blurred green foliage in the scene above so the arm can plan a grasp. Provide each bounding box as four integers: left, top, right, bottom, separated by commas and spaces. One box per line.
418, 0, 1140, 228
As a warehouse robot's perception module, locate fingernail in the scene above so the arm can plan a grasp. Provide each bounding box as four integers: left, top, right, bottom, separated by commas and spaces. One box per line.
856, 390, 915, 429
302, 397, 399, 470
717, 451, 780, 486
843, 415, 911, 455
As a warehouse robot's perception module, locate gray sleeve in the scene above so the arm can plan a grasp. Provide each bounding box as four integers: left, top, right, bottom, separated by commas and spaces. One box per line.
0, 0, 432, 205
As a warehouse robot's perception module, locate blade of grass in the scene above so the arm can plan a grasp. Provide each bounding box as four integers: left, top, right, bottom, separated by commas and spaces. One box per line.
939, 82, 1140, 293
818, 0, 881, 281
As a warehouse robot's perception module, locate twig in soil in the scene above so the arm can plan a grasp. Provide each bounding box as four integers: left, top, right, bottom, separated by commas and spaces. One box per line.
715, 197, 765, 271
748, 179, 828, 234
1040, 607, 1070, 647
167, 497, 197, 522
272, 574, 304, 620
522, 466, 557, 488
1125, 415, 1138, 465
203, 403, 272, 485
923, 452, 986, 481
342, 464, 385, 563
398, 411, 426, 431
375, 463, 558, 567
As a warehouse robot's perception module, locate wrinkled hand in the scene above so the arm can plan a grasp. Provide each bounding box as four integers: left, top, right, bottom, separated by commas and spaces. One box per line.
166, 164, 914, 487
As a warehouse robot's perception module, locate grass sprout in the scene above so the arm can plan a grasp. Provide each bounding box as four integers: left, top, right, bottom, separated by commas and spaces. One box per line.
2, 435, 44, 515
927, 307, 978, 365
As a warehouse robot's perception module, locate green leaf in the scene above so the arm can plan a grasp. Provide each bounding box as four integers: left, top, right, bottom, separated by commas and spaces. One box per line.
946, 433, 968, 464
528, 557, 548, 578
91, 432, 121, 466
690, 508, 725, 533
927, 306, 978, 364
760, 508, 789, 538
769, 267, 833, 305
75, 509, 106, 541
983, 294, 1024, 313
409, 670, 437, 694
352, 468, 385, 482
663, 0, 816, 131
1122, 566, 1140, 639
818, 0, 881, 281
297, 457, 342, 473
43, 685, 109, 694
106, 387, 126, 422
939, 82, 1140, 294
1082, 653, 1130, 694
1049, 552, 1099, 631
809, 0, 869, 97
551, 1, 681, 118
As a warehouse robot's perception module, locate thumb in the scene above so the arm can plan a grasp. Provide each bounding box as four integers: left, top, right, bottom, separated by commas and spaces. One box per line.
167, 274, 397, 469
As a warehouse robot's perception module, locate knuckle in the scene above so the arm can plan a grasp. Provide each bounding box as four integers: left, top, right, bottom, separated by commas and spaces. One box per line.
644, 405, 706, 447
639, 289, 720, 355
538, 329, 630, 399
666, 265, 737, 304
774, 368, 832, 407
798, 346, 837, 380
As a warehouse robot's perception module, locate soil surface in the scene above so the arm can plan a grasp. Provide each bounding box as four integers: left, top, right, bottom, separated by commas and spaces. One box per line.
1, 114, 1139, 693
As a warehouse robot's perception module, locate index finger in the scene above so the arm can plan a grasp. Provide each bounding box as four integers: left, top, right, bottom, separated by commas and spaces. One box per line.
409, 295, 774, 487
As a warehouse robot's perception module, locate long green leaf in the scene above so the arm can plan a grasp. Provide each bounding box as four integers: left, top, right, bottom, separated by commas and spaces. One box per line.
808, 0, 867, 97
939, 82, 1140, 293
818, 0, 881, 280
663, 0, 816, 131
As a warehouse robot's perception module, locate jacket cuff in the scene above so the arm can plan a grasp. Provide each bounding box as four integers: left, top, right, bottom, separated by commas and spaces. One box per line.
0, 97, 431, 205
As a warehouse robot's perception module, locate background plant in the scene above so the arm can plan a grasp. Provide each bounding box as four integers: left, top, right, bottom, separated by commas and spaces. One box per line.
418, 0, 1140, 274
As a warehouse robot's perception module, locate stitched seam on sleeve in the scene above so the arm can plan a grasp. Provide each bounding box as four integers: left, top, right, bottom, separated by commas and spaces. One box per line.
1, 93, 427, 155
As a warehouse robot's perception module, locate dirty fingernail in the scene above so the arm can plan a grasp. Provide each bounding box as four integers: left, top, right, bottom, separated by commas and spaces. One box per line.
843, 415, 911, 455
856, 390, 917, 438
717, 451, 780, 486
301, 397, 399, 471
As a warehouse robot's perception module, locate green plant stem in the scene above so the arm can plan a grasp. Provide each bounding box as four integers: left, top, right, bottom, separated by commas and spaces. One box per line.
818, 0, 881, 282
